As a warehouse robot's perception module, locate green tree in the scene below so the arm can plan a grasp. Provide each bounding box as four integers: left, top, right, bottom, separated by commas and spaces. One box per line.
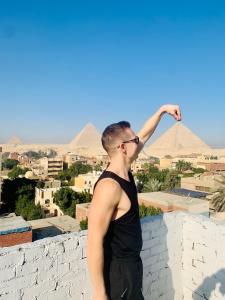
8, 166, 29, 179
94, 163, 103, 172
16, 184, 35, 200
69, 161, 93, 177
192, 167, 205, 174
2, 159, 19, 170
53, 187, 91, 218
56, 161, 93, 182
23, 151, 41, 159
1, 178, 38, 215
211, 175, 225, 212
135, 164, 172, 192
175, 160, 192, 173
143, 178, 162, 192
23, 149, 57, 160
15, 195, 42, 220
161, 170, 180, 190
36, 181, 45, 189
53, 187, 77, 210
139, 204, 162, 218
80, 218, 88, 230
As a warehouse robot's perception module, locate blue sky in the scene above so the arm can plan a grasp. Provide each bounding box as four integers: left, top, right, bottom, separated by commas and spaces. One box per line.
0, 0, 225, 147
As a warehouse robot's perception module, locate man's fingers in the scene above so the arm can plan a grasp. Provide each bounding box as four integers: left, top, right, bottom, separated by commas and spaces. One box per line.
177, 108, 182, 120
174, 107, 181, 121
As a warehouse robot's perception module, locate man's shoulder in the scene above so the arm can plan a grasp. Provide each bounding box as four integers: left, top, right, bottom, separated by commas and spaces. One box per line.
95, 177, 121, 192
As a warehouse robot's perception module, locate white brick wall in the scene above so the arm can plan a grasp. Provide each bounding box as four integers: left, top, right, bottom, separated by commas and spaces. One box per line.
141, 213, 183, 300
182, 214, 225, 300
0, 231, 91, 300
1, 212, 225, 300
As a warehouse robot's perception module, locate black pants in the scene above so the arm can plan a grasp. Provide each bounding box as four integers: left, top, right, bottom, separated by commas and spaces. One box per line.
104, 256, 144, 300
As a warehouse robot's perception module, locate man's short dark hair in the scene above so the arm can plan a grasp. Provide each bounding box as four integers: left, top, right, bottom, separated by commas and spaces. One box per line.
101, 121, 131, 155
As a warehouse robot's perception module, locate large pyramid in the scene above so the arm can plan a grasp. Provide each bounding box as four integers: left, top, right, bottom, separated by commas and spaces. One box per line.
146, 122, 211, 157
7, 136, 22, 145
69, 123, 106, 157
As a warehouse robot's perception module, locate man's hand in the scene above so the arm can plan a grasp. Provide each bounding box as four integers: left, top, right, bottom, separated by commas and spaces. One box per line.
160, 104, 182, 121
136, 103, 182, 153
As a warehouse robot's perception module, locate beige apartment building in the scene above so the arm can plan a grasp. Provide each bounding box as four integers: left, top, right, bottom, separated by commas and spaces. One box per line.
39, 157, 63, 177
181, 173, 225, 193
74, 171, 101, 194
63, 153, 86, 168
159, 157, 197, 170
35, 184, 82, 218
131, 158, 151, 173
196, 161, 225, 172
35, 186, 64, 217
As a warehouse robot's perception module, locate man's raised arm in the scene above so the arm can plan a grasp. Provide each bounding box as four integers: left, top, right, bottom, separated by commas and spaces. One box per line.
137, 104, 182, 153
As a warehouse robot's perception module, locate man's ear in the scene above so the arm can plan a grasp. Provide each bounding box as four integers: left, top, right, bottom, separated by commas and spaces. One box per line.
120, 143, 127, 154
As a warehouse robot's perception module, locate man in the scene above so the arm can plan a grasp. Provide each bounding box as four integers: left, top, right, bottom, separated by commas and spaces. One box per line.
87, 104, 182, 300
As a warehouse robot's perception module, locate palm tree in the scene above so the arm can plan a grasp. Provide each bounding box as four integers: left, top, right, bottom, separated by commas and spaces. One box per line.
211, 174, 225, 212
143, 178, 162, 192
175, 160, 192, 173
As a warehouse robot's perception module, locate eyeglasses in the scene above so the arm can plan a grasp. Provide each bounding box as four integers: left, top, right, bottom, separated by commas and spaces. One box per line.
117, 136, 139, 148
123, 136, 139, 144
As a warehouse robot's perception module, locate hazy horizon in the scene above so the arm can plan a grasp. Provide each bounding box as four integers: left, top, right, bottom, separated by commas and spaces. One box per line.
0, 121, 225, 149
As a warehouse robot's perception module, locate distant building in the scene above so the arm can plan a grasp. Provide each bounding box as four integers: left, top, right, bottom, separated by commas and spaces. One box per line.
35, 185, 80, 217
0, 215, 32, 247
159, 157, 198, 170
27, 215, 80, 241
18, 154, 31, 166
63, 153, 86, 168
39, 156, 63, 178
74, 171, 101, 194
131, 159, 150, 173
138, 191, 209, 217
76, 203, 91, 223
76, 189, 210, 222
95, 154, 109, 169
35, 186, 64, 217
8, 152, 19, 160
196, 162, 225, 172
159, 158, 173, 170
43, 180, 61, 189
181, 173, 225, 193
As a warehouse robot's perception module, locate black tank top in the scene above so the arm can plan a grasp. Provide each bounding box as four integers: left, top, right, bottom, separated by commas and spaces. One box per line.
94, 170, 143, 261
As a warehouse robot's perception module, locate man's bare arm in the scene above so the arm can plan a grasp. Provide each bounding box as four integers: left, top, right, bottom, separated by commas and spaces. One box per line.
136, 104, 182, 153
87, 179, 121, 300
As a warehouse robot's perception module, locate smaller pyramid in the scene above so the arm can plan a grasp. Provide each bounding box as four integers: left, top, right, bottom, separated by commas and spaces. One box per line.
146, 122, 211, 157
69, 123, 105, 156
7, 136, 22, 145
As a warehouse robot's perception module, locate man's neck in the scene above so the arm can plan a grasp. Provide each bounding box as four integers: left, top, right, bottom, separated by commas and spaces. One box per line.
106, 157, 131, 181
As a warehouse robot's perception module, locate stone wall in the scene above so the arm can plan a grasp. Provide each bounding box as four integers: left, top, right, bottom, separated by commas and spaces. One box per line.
182, 214, 225, 300
1, 212, 225, 300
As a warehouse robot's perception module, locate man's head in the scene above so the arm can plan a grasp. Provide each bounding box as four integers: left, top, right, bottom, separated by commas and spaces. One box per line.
101, 121, 139, 160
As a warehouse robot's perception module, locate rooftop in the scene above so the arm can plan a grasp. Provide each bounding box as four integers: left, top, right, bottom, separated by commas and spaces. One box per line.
0, 215, 31, 236
168, 188, 209, 199
27, 215, 80, 241
138, 191, 209, 215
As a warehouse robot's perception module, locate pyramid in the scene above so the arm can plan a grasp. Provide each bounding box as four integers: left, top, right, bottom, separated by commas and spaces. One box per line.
145, 122, 211, 157
69, 123, 106, 156
7, 136, 22, 145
